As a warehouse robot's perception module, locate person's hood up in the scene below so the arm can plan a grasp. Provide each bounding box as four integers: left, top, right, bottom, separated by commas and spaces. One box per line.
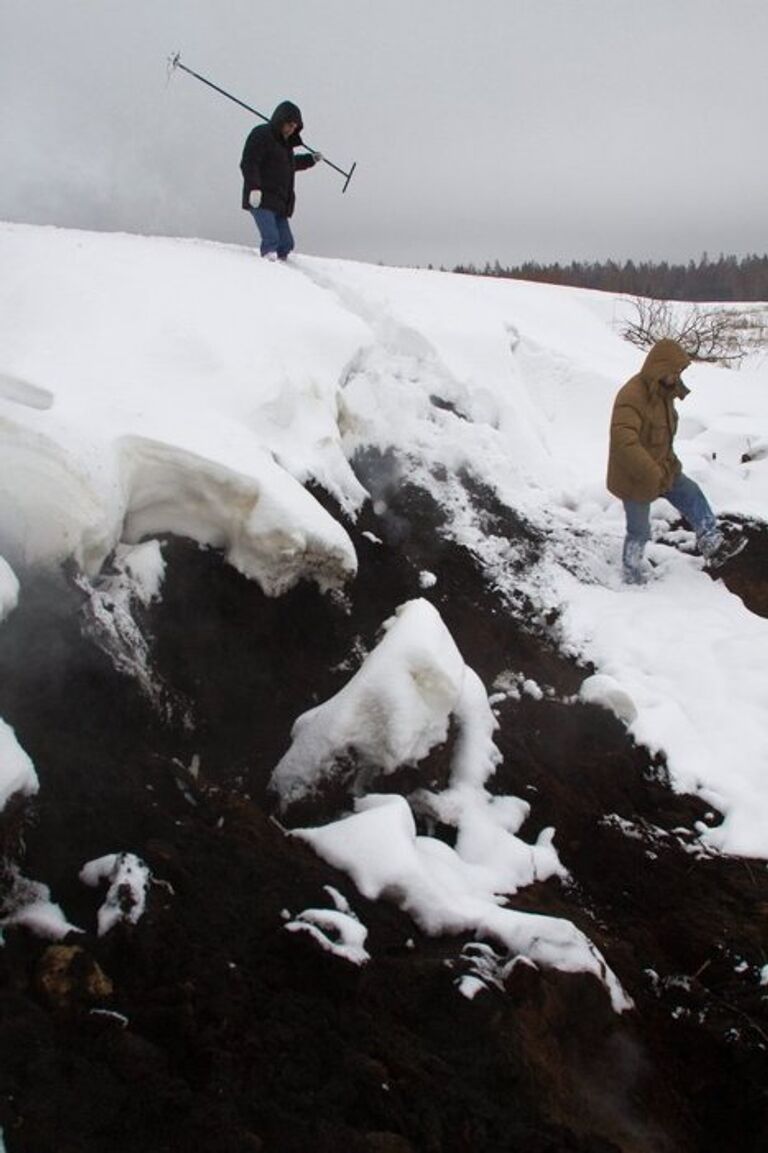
270, 100, 304, 139
640, 338, 691, 398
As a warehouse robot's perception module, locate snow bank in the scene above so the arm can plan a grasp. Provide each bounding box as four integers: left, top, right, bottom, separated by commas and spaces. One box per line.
0, 223, 367, 592
119, 437, 357, 594
579, 673, 638, 724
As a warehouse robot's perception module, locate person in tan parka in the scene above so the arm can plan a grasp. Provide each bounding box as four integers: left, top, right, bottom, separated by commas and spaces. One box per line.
607, 338, 743, 583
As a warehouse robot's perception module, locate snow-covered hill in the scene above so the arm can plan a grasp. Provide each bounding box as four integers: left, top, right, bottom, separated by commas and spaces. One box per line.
2, 222, 767, 855
1, 223, 768, 1152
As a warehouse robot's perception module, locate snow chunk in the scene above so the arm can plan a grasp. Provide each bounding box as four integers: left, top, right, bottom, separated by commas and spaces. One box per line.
579, 673, 638, 724
457, 975, 488, 1000
455, 942, 539, 999
0, 718, 38, 811
457, 799, 564, 894
79, 852, 151, 936
285, 886, 369, 966
113, 540, 165, 606
1, 866, 80, 941
270, 599, 467, 805
285, 908, 369, 964
522, 679, 543, 701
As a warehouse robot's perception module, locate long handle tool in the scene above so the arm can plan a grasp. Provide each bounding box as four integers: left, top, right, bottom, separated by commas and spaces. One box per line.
168, 53, 356, 192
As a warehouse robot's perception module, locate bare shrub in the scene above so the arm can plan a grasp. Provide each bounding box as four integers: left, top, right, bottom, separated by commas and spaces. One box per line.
620, 297, 768, 368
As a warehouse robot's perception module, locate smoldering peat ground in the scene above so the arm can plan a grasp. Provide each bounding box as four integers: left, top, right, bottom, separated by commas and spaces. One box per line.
1, 459, 767, 1153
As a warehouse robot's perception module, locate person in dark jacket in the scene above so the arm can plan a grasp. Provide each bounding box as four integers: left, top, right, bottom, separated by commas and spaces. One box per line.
240, 100, 320, 261
607, 338, 745, 584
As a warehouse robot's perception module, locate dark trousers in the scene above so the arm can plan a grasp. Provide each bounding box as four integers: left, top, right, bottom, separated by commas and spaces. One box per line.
622, 472, 719, 579
250, 208, 294, 258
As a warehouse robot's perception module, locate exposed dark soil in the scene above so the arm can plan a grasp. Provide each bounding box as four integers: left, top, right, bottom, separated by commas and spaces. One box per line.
1, 457, 767, 1152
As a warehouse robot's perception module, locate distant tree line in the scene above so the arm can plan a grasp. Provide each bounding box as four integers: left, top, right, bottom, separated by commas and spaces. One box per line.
451, 253, 768, 302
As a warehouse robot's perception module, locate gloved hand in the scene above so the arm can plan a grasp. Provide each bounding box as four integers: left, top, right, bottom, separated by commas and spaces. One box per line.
248, 189, 262, 208
311, 152, 323, 164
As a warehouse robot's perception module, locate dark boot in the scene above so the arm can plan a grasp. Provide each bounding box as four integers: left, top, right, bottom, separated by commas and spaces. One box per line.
704, 531, 747, 570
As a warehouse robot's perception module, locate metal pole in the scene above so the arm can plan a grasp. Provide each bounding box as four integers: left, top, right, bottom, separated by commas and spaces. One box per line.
168, 53, 356, 192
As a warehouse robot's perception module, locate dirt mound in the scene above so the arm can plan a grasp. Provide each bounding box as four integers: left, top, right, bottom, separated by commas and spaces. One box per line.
1, 463, 767, 1152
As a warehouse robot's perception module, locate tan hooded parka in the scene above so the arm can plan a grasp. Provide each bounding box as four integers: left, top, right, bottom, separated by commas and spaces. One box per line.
607, 338, 691, 502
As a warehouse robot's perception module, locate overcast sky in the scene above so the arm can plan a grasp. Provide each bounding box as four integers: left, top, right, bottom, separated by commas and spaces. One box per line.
2, 0, 766, 268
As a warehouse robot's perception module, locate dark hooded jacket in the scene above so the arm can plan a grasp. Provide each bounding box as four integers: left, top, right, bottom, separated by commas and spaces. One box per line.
606, 338, 692, 501
240, 100, 316, 217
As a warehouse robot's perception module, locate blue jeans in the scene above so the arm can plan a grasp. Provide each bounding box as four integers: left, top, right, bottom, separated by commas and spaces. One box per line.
250, 208, 294, 258
622, 472, 720, 580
